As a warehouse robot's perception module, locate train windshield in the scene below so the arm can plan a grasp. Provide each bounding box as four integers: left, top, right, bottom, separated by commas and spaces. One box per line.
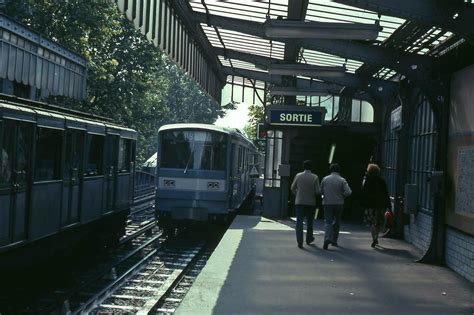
160, 130, 227, 171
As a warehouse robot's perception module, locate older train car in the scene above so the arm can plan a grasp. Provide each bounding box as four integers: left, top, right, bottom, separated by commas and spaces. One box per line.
0, 94, 136, 269
156, 123, 260, 233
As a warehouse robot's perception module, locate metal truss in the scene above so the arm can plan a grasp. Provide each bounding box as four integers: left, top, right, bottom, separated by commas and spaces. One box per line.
217, 48, 398, 101
192, 12, 432, 82
284, 0, 309, 62
334, 0, 474, 42
221, 66, 344, 95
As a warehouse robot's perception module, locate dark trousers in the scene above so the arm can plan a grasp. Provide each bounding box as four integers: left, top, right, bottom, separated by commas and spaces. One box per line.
295, 205, 316, 245
324, 205, 344, 243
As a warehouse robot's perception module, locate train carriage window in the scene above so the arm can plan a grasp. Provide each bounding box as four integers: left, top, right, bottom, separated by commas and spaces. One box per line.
118, 138, 132, 173
17, 123, 32, 184
34, 127, 62, 181
64, 130, 83, 180
0, 121, 14, 187
84, 135, 104, 176
131, 140, 136, 167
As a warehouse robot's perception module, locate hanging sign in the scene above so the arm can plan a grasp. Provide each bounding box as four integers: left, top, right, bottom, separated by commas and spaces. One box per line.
266, 105, 326, 127
391, 106, 402, 131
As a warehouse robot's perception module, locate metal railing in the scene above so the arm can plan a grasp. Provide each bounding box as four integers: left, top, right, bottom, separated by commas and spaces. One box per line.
134, 170, 156, 199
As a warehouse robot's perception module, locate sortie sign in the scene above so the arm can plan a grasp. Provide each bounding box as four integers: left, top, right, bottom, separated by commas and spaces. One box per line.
266, 105, 326, 127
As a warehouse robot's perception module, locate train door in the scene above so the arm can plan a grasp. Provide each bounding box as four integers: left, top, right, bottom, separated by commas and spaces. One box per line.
230, 143, 242, 209
61, 129, 84, 226
105, 134, 119, 212
0, 119, 33, 245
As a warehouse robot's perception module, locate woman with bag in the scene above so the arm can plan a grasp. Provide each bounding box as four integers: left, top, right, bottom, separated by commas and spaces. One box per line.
361, 163, 391, 248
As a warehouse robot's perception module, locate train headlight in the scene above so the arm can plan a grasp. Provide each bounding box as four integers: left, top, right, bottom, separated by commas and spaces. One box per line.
163, 179, 176, 188
207, 181, 220, 190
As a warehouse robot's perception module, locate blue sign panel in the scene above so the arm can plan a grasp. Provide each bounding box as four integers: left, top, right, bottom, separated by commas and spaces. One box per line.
267, 106, 326, 127
391, 106, 402, 131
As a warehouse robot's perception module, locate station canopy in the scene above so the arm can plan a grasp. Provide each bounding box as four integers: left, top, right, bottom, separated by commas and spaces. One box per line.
114, 0, 473, 107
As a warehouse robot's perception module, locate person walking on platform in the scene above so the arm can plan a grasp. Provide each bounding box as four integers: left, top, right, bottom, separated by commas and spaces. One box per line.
291, 160, 321, 249
360, 163, 391, 248
320, 163, 352, 250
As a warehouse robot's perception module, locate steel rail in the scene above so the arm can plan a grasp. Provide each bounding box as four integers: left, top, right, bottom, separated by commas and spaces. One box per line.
64, 232, 163, 314
73, 245, 161, 314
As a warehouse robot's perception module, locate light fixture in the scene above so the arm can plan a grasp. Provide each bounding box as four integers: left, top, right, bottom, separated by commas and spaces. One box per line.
263, 19, 381, 41
452, 13, 459, 19
410, 64, 418, 70
329, 143, 336, 164
270, 86, 329, 96
268, 63, 346, 77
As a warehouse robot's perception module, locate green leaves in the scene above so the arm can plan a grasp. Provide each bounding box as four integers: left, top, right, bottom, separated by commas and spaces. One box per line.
5, 0, 224, 164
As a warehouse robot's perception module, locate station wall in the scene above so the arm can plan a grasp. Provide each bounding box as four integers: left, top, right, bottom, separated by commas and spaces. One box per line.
445, 64, 474, 282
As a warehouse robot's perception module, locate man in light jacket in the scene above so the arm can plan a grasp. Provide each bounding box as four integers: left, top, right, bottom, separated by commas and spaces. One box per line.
291, 160, 321, 249
320, 163, 352, 249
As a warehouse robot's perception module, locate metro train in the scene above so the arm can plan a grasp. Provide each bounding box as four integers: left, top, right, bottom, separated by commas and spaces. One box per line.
0, 94, 136, 270
155, 124, 261, 233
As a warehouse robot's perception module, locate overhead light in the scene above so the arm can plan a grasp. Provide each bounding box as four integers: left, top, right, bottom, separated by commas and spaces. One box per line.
263, 19, 381, 41
268, 63, 346, 77
410, 64, 418, 70
270, 86, 329, 96
329, 143, 336, 164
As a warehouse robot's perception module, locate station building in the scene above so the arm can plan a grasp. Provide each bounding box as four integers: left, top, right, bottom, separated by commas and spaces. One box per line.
2, 1, 473, 283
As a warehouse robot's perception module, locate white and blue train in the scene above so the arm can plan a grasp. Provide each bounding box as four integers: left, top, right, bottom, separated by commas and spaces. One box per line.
155, 124, 260, 231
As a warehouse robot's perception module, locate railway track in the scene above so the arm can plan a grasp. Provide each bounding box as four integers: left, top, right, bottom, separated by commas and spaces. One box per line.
3, 191, 222, 315
2, 192, 159, 314
86, 240, 207, 314
121, 193, 157, 244
153, 246, 214, 314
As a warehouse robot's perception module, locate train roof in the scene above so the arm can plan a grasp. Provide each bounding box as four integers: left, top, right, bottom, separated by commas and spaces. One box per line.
159, 123, 256, 148
159, 123, 237, 134
0, 94, 136, 139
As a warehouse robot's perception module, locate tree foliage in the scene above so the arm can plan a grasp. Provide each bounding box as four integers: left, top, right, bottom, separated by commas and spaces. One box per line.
5, 0, 224, 163
243, 103, 265, 140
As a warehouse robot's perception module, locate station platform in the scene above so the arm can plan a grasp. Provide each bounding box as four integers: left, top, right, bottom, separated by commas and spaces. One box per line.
177, 215, 473, 314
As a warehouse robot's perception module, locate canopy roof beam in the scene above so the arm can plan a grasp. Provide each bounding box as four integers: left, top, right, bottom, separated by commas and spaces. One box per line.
285, 0, 309, 62
333, 0, 474, 41
193, 12, 432, 81
217, 49, 398, 99
222, 67, 343, 94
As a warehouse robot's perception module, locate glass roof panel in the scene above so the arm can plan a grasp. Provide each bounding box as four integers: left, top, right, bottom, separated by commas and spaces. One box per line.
201, 24, 285, 59
188, 0, 461, 96
302, 49, 363, 73
373, 67, 398, 80
227, 75, 266, 90
405, 27, 455, 55
190, 0, 288, 22
306, 0, 405, 43
219, 56, 268, 72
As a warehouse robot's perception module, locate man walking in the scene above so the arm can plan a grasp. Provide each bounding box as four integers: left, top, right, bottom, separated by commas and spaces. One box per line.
320, 163, 352, 250
291, 160, 321, 249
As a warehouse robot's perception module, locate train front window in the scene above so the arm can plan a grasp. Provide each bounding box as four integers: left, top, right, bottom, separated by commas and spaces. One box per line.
161, 130, 227, 171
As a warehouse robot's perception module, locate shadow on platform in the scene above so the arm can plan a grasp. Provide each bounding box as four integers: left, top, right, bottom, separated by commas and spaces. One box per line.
177, 215, 474, 315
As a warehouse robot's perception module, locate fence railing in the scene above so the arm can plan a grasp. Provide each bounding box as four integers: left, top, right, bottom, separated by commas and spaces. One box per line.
134, 170, 156, 199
